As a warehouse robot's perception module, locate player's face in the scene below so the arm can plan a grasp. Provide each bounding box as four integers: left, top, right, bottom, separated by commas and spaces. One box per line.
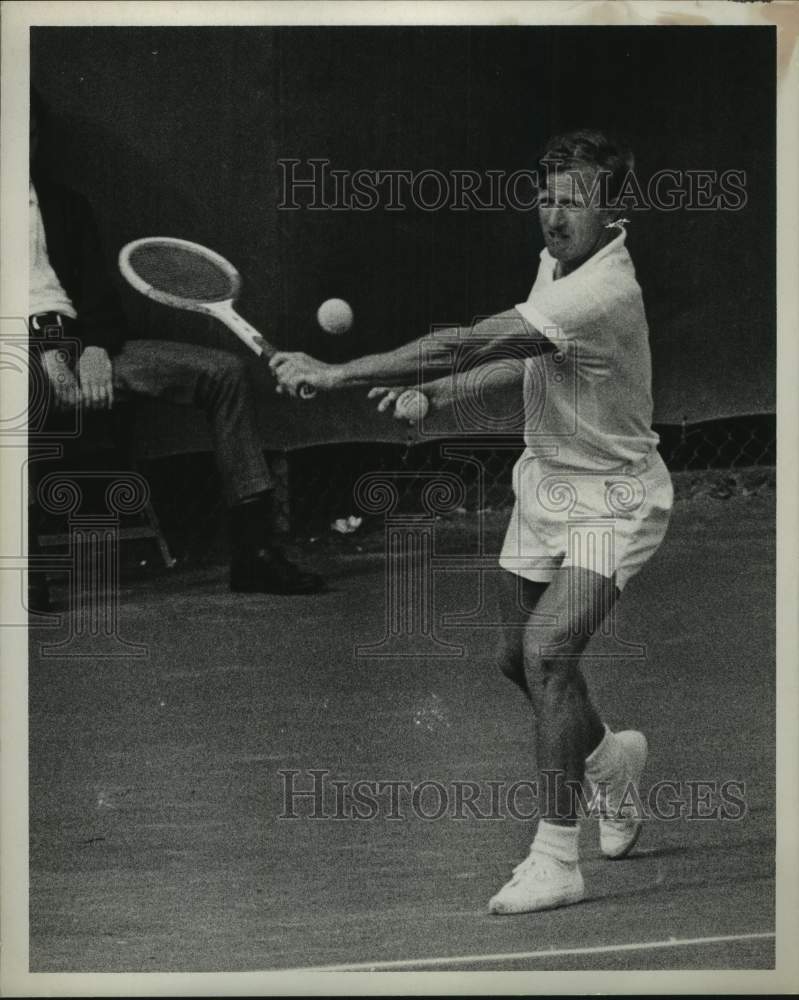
538, 166, 614, 274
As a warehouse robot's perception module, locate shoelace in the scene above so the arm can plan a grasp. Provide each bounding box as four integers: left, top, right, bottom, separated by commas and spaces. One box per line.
589, 762, 639, 821
510, 849, 561, 881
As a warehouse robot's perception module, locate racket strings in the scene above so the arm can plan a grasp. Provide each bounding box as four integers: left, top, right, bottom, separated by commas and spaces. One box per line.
127, 243, 235, 302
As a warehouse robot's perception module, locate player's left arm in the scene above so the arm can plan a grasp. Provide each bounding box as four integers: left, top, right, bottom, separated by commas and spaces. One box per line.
368, 356, 527, 419
445, 308, 556, 369
270, 307, 552, 397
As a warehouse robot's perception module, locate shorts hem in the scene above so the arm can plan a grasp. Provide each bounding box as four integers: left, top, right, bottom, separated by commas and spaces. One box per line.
499, 558, 633, 591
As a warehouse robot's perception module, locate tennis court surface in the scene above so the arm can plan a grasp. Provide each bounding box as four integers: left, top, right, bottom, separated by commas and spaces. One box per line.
28, 487, 775, 972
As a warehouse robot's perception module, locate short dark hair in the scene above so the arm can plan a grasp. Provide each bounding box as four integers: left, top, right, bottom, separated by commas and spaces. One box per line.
537, 129, 634, 204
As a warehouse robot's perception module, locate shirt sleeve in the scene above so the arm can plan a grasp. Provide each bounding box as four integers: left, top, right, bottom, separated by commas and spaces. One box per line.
515, 265, 625, 347
35, 179, 128, 357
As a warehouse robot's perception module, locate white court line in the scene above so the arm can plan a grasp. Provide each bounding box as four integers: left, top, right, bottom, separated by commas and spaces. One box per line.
278, 930, 775, 973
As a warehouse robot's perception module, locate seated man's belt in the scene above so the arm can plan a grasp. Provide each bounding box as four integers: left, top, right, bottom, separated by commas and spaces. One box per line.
29, 312, 76, 334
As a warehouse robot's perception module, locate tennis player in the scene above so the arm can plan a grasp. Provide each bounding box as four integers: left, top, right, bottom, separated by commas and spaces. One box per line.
271, 130, 673, 913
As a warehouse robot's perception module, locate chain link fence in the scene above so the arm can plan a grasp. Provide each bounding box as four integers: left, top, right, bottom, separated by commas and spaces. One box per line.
52, 411, 774, 569
283, 412, 776, 540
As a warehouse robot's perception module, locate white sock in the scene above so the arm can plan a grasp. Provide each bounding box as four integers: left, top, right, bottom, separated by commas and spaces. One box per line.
584, 724, 622, 783
532, 820, 580, 865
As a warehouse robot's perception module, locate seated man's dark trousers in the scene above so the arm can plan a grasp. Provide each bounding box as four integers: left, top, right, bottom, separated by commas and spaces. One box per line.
28, 311, 324, 611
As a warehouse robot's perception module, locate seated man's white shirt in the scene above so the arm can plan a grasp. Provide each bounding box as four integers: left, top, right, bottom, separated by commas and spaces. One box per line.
29, 182, 77, 319
502, 230, 672, 589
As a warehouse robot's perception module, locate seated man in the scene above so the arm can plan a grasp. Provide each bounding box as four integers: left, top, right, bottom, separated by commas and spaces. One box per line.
28, 90, 323, 609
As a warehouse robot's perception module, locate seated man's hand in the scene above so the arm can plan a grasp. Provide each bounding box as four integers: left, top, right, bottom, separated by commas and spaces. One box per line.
77, 346, 114, 410
41, 348, 80, 410
269, 352, 339, 397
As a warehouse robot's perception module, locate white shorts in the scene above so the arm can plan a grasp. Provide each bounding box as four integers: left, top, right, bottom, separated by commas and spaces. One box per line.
499, 449, 673, 592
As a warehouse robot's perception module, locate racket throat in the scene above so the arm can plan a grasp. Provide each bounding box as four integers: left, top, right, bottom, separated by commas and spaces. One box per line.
209, 301, 274, 359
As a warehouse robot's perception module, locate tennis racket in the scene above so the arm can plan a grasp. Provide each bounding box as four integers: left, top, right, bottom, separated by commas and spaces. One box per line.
118, 236, 316, 399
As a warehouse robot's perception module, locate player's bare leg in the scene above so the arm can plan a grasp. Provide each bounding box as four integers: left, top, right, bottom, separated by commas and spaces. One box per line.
495, 569, 607, 762
490, 567, 646, 914
495, 573, 547, 701
524, 568, 611, 825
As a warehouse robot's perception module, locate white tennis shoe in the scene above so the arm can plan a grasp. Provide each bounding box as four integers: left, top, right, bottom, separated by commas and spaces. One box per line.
587, 729, 648, 860
488, 848, 585, 914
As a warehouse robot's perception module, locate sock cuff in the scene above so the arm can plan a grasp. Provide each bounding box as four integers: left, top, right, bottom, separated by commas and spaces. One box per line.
533, 820, 580, 864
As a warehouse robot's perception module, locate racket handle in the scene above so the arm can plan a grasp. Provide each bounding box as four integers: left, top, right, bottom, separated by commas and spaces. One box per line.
211, 302, 316, 401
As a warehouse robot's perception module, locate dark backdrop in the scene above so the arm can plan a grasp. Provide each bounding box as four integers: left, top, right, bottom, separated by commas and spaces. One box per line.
31, 25, 776, 451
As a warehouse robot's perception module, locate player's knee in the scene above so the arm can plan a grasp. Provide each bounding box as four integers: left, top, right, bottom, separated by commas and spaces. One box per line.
524, 626, 586, 686
527, 624, 584, 659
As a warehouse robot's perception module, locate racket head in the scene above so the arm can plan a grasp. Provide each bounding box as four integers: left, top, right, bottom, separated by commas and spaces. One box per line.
119, 237, 317, 401
118, 237, 242, 312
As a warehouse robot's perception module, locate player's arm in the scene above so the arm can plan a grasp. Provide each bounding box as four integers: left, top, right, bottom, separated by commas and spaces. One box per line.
369, 357, 527, 417
428, 356, 528, 411
270, 308, 552, 397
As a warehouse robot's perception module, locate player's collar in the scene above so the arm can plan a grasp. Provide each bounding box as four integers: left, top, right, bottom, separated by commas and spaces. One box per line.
540, 228, 628, 274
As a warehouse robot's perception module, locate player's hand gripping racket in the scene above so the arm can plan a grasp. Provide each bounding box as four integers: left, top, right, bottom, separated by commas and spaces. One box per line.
118, 236, 316, 399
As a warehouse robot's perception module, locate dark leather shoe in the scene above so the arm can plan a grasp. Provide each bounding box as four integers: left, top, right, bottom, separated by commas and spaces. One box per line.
230, 547, 325, 595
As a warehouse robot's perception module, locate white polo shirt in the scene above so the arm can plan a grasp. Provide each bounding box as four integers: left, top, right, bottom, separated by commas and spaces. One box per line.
513, 230, 659, 473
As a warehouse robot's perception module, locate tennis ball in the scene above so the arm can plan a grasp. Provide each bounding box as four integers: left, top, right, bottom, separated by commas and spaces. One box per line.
317, 298, 354, 335
395, 388, 430, 425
